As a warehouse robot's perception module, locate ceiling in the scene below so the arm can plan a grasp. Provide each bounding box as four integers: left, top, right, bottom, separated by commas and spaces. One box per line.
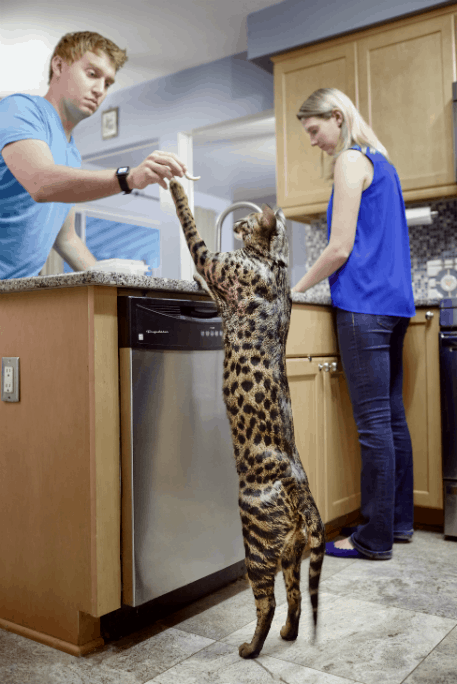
0, 0, 283, 98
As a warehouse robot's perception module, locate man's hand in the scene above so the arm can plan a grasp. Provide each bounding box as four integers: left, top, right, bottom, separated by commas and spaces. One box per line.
128, 151, 187, 190
1, 139, 188, 203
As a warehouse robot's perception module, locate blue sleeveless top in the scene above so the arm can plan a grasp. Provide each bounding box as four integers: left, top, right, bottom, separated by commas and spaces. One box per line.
326, 146, 415, 317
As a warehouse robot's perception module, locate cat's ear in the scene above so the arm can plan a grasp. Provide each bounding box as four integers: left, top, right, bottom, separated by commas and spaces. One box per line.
275, 207, 286, 224
261, 204, 276, 231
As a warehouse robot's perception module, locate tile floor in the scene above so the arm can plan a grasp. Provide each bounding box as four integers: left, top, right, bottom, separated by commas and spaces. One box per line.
1, 529, 457, 684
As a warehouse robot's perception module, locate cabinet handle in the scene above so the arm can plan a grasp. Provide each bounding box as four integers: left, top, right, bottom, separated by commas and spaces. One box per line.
318, 362, 330, 372
425, 311, 434, 321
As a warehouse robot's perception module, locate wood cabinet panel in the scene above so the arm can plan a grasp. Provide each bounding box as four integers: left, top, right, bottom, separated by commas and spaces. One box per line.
287, 356, 361, 524
287, 357, 324, 517
403, 308, 443, 508
274, 42, 356, 211
357, 14, 456, 198
286, 304, 338, 357
0, 286, 120, 653
324, 361, 361, 522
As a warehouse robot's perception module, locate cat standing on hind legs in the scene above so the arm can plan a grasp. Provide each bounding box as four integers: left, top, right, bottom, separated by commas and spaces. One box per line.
168, 178, 325, 659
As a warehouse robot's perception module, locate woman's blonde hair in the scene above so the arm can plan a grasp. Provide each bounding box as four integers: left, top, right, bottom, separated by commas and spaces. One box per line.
296, 88, 389, 177
48, 31, 128, 84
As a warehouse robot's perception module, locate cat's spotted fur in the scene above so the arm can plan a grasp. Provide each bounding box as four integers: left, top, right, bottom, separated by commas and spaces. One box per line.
169, 179, 325, 659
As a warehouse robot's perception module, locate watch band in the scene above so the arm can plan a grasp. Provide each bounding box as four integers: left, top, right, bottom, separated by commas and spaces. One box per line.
116, 166, 132, 194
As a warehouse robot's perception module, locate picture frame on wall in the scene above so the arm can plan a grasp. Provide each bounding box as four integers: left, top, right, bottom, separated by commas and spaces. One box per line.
101, 107, 119, 140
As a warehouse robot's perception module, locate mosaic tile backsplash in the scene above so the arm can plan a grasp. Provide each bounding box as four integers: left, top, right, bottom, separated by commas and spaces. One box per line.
301, 197, 457, 301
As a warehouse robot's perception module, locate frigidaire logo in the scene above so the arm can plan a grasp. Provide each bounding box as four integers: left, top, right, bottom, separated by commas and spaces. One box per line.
147, 330, 169, 334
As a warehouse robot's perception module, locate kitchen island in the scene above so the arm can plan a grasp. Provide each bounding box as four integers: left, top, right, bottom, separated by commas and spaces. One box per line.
0, 272, 442, 655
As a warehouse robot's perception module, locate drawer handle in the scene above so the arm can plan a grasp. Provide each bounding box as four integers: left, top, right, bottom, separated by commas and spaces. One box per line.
425, 311, 434, 321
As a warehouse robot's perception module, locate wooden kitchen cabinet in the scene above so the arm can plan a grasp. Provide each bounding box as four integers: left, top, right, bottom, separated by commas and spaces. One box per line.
357, 13, 456, 203
403, 308, 443, 509
286, 355, 361, 525
274, 42, 357, 216
286, 304, 443, 527
273, 5, 457, 220
0, 286, 121, 655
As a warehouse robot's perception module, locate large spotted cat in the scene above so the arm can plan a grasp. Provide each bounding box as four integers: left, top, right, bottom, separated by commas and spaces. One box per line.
169, 179, 325, 659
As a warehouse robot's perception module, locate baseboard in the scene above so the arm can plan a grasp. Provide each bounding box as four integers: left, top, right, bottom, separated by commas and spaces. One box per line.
413, 506, 444, 530
0, 617, 104, 657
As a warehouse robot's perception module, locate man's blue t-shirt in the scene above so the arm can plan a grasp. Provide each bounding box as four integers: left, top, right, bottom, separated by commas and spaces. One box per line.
0, 94, 81, 279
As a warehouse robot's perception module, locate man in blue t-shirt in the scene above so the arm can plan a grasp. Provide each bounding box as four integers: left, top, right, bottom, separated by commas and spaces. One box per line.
0, 31, 187, 280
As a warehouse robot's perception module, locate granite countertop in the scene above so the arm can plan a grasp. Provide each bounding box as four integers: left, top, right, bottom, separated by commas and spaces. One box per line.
0, 270, 440, 307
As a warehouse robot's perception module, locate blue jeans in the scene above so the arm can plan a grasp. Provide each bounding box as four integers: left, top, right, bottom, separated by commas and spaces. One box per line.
336, 309, 414, 560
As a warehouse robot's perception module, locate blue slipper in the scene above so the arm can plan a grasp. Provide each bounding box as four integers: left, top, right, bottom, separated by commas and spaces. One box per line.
341, 526, 413, 543
325, 541, 363, 558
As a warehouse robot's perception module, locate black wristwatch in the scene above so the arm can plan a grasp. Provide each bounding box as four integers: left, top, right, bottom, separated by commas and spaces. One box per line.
116, 166, 132, 194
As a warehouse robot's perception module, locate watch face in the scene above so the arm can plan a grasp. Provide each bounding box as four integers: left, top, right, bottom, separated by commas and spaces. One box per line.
117, 167, 129, 174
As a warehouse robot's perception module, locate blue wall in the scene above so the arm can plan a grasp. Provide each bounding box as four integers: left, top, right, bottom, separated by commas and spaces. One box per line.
74, 52, 273, 158
247, 0, 454, 62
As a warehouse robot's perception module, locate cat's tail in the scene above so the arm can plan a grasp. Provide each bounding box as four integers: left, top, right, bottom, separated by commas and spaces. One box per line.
307, 512, 326, 642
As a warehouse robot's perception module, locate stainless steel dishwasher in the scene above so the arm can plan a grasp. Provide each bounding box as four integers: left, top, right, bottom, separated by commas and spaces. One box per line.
118, 296, 244, 607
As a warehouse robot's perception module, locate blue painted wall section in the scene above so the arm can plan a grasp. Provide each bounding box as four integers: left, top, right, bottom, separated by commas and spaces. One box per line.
247, 0, 454, 62
74, 52, 273, 159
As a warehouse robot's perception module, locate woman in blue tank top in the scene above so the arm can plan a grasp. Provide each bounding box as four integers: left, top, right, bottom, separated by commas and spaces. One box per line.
293, 88, 415, 560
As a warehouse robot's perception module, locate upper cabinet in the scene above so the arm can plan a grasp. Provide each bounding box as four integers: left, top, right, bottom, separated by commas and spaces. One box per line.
273, 6, 457, 221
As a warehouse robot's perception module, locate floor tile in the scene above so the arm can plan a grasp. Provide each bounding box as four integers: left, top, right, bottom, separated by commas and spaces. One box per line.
100, 627, 214, 681
321, 534, 457, 620
0, 628, 76, 668
221, 592, 456, 684
149, 640, 362, 684
402, 624, 457, 683
1, 660, 139, 684
158, 584, 256, 640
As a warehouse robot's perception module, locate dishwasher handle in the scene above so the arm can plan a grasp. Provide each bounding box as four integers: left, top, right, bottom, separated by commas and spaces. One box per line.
180, 304, 221, 321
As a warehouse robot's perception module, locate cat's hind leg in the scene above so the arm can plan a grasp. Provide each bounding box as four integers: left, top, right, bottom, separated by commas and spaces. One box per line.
239, 550, 278, 659
280, 528, 307, 641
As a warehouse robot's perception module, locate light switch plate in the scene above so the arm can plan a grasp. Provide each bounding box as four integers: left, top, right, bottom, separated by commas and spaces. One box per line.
2, 357, 20, 402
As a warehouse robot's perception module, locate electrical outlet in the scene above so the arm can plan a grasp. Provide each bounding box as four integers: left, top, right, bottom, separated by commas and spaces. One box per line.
2, 357, 20, 402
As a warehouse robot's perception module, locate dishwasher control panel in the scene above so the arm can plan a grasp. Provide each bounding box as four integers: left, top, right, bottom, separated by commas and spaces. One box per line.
118, 296, 224, 351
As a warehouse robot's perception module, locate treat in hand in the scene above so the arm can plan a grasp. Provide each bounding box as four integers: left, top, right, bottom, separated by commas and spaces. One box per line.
184, 172, 201, 181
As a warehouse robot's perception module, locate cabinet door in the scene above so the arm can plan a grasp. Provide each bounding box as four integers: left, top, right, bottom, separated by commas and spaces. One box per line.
403, 309, 443, 508
323, 358, 361, 523
357, 14, 457, 201
274, 42, 357, 215
286, 357, 325, 518
286, 356, 361, 524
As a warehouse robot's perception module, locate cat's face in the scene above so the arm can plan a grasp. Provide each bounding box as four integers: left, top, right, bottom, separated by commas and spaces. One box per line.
233, 206, 286, 252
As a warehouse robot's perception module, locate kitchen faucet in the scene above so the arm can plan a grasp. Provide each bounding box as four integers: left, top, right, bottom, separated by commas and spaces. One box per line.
215, 201, 262, 252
